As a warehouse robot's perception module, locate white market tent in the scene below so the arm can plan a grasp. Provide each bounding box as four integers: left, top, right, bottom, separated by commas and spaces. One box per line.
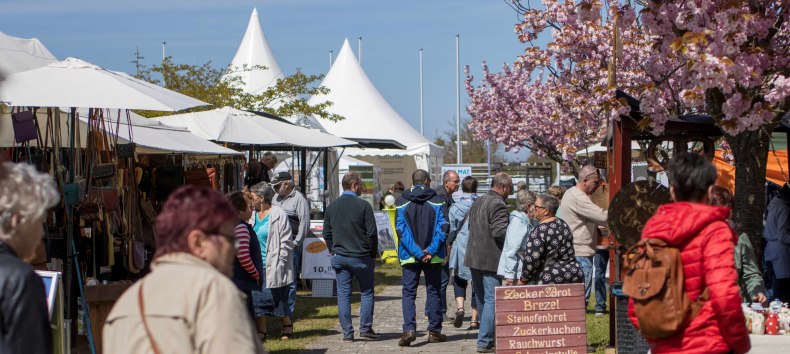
224, 8, 284, 95
0, 109, 240, 155
307, 39, 444, 180
0, 57, 208, 112
0, 31, 57, 76
154, 106, 356, 148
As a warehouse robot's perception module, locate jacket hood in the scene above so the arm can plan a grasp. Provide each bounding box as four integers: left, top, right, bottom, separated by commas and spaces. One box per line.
509, 210, 530, 223
402, 185, 437, 203
643, 202, 731, 245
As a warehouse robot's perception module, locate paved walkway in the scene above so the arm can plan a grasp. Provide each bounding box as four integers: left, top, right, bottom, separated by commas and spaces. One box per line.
304, 279, 479, 353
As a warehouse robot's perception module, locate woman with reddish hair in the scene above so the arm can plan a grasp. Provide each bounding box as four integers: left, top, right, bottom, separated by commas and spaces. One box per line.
103, 185, 263, 354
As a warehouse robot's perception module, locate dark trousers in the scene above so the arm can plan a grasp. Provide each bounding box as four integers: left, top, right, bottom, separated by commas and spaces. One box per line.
452, 275, 477, 309
426, 262, 450, 317
402, 262, 443, 332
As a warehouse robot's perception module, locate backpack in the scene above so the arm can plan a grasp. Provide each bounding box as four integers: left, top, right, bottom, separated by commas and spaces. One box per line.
622, 238, 708, 339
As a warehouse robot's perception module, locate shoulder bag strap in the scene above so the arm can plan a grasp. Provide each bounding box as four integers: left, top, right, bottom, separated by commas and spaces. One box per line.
138, 282, 163, 354
459, 210, 471, 229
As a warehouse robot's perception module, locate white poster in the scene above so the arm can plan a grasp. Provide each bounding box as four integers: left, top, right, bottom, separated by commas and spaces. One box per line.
373, 212, 397, 252
301, 237, 336, 279
441, 165, 472, 180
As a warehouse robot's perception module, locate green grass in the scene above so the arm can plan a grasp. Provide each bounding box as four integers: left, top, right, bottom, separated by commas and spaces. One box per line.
586, 298, 612, 354
263, 261, 402, 354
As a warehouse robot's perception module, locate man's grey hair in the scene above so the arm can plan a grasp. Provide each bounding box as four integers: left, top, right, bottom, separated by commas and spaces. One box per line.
579, 165, 599, 181
537, 193, 560, 215
442, 170, 459, 183
0, 163, 59, 240
250, 181, 275, 205
516, 190, 537, 213
491, 172, 512, 189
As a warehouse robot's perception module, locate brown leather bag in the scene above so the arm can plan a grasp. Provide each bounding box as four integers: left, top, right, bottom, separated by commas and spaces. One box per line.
623, 238, 708, 339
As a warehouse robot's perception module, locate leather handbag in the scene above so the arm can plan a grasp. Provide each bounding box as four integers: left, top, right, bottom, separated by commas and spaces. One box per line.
184, 168, 212, 188
89, 187, 119, 212
11, 111, 38, 142
92, 163, 116, 179
117, 143, 135, 159
64, 183, 80, 207
78, 202, 102, 222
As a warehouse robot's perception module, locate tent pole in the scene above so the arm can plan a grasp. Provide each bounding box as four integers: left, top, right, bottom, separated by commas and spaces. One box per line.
329, 148, 346, 177
300, 149, 307, 194
323, 148, 329, 213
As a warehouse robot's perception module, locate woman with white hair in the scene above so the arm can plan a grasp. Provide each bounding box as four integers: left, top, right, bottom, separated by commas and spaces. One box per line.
0, 162, 60, 354
248, 181, 295, 342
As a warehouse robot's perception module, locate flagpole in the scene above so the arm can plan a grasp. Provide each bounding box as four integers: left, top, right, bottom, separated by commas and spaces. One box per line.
358, 37, 362, 65
456, 34, 462, 164
420, 48, 424, 136
329, 50, 333, 70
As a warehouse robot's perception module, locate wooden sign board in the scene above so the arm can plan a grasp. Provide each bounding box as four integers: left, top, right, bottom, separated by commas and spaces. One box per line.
593, 151, 608, 169
495, 283, 586, 354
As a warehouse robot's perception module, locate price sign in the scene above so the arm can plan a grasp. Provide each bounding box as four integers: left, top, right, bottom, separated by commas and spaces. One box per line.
495, 283, 587, 354
301, 237, 336, 279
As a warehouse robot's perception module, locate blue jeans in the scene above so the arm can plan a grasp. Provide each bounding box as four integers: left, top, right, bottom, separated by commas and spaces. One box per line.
471, 268, 500, 349
576, 256, 593, 307
331, 254, 375, 339
593, 249, 609, 313
402, 262, 442, 333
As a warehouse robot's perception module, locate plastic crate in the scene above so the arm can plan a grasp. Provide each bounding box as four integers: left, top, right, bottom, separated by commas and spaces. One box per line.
613, 283, 651, 354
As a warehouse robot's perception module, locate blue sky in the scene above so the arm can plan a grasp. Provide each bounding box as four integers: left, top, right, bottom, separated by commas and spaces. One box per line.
2, 0, 533, 160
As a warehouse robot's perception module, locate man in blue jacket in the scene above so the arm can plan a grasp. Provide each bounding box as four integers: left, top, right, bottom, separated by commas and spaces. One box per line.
396, 169, 448, 346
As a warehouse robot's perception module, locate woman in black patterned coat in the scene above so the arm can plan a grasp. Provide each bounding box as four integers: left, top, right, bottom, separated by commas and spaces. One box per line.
518, 194, 584, 285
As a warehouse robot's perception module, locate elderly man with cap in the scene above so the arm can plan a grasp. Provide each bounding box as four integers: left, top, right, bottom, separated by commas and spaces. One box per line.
272, 171, 311, 317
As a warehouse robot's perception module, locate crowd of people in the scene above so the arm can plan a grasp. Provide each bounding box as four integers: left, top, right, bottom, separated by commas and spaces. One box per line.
1, 149, 787, 354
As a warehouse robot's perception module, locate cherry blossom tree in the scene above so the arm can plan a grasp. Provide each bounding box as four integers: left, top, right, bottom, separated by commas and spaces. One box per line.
466, 0, 657, 175
467, 0, 789, 259
639, 0, 789, 262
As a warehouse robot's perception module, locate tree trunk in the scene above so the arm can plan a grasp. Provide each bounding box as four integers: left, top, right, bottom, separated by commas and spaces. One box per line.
726, 129, 772, 266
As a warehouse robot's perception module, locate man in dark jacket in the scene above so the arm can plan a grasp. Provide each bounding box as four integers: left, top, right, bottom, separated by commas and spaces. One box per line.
433, 170, 460, 321
465, 172, 512, 353
323, 172, 381, 342
395, 169, 448, 346
0, 162, 60, 354
765, 183, 790, 303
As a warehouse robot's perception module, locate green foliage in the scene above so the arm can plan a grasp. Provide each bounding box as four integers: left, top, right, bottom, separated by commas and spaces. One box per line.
134, 57, 343, 122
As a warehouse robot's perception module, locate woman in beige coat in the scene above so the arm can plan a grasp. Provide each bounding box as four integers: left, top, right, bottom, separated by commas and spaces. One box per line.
249, 182, 295, 342
103, 185, 264, 354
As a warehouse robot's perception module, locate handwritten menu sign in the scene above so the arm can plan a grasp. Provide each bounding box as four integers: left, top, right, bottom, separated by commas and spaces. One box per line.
495, 283, 586, 354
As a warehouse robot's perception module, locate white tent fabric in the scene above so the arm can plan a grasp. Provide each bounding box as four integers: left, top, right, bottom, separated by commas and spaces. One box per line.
0, 57, 208, 111
85, 111, 241, 155
577, 142, 640, 155
306, 39, 443, 159
155, 107, 356, 148
225, 8, 285, 95
0, 32, 57, 76
0, 109, 239, 155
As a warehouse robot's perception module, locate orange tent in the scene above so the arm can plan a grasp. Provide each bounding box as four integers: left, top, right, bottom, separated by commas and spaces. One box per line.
713, 150, 789, 194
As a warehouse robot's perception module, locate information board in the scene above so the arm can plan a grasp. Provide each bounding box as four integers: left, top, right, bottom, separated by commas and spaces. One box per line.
495, 283, 587, 354
301, 237, 336, 279
373, 212, 397, 253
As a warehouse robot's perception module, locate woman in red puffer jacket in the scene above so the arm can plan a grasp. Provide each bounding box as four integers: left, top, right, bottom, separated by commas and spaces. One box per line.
628, 152, 750, 354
